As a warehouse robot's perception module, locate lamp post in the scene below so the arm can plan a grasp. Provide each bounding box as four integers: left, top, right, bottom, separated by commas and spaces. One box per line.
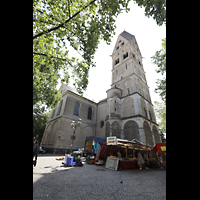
159, 129, 164, 143
70, 119, 81, 154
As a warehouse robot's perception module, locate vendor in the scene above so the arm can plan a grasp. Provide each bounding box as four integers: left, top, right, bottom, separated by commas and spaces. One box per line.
117, 150, 121, 157
121, 150, 126, 157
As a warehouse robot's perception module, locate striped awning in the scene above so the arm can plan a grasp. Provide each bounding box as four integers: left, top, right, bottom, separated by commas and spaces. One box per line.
96, 144, 122, 161
95, 138, 153, 161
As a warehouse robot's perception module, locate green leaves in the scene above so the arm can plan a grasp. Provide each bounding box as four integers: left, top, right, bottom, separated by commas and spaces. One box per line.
33, 0, 166, 109
33, 102, 50, 142
135, 0, 166, 26
154, 101, 166, 133
151, 38, 166, 103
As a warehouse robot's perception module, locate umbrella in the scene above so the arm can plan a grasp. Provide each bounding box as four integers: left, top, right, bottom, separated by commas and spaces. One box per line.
153, 143, 166, 153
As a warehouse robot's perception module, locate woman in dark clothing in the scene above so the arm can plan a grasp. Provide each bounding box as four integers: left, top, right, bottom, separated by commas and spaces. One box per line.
33, 136, 39, 167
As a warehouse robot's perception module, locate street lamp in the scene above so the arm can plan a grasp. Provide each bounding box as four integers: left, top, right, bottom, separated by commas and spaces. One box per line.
70, 119, 81, 154
159, 129, 164, 142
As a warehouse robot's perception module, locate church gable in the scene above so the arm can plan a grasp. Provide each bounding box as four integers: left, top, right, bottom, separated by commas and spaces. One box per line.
112, 32, 131, 55
112, 30, 142, 59
59, 84, 78, 95
121, 31, 141, 57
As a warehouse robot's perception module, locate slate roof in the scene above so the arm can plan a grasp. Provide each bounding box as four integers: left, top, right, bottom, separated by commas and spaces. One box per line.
120, 31, 142, 56
59, 84, 99, 103
120, 31, 135, 41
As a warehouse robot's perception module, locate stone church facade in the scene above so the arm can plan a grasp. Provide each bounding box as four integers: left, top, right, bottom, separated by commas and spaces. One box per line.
41, 31, 161, 153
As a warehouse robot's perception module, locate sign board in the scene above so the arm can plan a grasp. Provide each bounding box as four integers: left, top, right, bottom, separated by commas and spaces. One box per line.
107, 136, 117, 145
160, 146, 166, 151
105, 157, 119, 170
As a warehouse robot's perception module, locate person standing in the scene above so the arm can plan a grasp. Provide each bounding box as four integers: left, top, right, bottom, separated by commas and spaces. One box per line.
159, 155, 163, 169
117, 150, 121, 158
137, 150, 145, 170
33, 135, 39, 167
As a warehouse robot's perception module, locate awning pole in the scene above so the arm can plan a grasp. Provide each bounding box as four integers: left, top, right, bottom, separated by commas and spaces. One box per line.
150, 149, 152, 158
146, 145, 148, 160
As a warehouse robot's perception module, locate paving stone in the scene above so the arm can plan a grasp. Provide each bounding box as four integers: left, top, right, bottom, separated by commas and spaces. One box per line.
33, 155, 166, 200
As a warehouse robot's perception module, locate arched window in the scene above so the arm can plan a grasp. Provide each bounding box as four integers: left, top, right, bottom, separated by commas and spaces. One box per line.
87, 107, 92, 120
124, 120, 139, 141
100, 120, 104, 128
73, 102, 80, 116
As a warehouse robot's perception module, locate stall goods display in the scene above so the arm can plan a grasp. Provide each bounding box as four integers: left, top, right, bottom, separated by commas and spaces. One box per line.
128, 157, 137, 161
56, 157, 64, 160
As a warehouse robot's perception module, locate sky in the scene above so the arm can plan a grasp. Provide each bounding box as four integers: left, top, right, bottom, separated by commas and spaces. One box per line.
58, 1, 166, 104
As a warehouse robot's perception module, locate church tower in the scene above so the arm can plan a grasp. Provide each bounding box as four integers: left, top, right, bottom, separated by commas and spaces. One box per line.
41, 31, 161, 153
105, 31, 161, 146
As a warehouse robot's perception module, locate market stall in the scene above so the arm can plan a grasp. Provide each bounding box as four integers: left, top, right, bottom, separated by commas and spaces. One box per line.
153, 143, 166, 153
95, 137, 153, 170
152, 143, 166, 168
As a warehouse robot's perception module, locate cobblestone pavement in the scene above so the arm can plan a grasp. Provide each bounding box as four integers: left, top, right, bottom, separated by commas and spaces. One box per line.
33, 155, 166, 200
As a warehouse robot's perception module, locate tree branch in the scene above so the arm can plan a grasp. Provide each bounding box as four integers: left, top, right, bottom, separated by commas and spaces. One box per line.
33, 52, 68, 61
33, 0, 97, 40
67, 0, 71, 18
33, 52, 77, 70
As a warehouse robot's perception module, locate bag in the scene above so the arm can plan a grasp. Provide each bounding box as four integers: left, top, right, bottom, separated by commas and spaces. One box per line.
77, 161, 83, 167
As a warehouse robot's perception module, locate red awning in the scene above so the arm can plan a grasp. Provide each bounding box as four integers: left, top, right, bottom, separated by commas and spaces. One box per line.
153, 143, 166, 153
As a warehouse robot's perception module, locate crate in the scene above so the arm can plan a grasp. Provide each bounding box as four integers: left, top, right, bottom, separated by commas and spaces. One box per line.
64, 154, 71, 164
62, 155, 77, 167
67, 160, 73, 165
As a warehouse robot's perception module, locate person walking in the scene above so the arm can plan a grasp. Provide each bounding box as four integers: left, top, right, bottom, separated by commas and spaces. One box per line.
137, 150, 145, 170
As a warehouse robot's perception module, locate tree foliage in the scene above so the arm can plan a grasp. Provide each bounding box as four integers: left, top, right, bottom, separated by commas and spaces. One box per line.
151, 38, 166, 103
33, 0, 166, 109
33, 103, 50, 142
154, 101, 166, 133
135, 0, 166, 26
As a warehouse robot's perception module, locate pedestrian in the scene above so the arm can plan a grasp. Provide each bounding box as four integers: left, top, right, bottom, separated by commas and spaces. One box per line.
33, 135, 39, 167
159, 155, 163, 169
137, 150, 145, 170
